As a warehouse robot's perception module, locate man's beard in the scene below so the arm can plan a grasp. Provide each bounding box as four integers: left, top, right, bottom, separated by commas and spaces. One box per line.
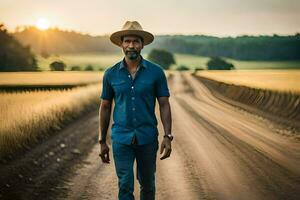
125, 49, 140, 60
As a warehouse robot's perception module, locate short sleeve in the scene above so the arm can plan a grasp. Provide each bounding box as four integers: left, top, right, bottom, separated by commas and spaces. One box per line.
155, 69, 170, 98
100, 70, 114, 100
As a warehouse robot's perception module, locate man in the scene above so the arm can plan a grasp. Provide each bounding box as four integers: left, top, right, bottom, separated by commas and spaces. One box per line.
99, 21, 173, 200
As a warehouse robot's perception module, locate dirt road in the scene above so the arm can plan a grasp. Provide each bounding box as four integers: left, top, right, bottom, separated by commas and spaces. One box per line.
1, 72, 299, 200
63, 72, 300, 200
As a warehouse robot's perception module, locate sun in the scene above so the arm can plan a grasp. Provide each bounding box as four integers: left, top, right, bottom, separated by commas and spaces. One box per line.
36, 18, 50, 30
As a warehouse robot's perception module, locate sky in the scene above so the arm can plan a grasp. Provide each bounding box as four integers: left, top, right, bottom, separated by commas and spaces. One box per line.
0, 0, 299, 37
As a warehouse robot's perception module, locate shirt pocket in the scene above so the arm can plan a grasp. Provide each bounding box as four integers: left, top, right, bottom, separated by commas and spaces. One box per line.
135, 80, 154, 95
111, 80, 128, 94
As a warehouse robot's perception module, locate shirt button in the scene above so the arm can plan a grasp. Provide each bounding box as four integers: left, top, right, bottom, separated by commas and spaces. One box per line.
131, 97, 135, 100
131, 86, 134, 89
128, 75, 131, 78
132, 108, 135, 111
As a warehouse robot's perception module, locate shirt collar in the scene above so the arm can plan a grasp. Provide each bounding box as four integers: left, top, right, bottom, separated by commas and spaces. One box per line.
119, 55, 147, 70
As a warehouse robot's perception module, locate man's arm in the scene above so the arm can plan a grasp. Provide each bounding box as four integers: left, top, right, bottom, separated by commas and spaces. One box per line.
99, 99, 112, 142
99, 99, 112, 163
158, 96, 172, 160
158, 96, 172, 136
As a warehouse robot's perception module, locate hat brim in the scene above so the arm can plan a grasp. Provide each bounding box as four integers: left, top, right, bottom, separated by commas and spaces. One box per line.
110, 30, 154, 46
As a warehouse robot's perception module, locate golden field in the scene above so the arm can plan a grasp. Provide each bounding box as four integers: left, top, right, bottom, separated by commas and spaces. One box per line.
0, 71, 103, 86
0, 83, 101, 156
195, 70, 300, 94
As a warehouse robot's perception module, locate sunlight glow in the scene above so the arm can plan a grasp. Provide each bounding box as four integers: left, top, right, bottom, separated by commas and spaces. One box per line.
36, 18, 50, 30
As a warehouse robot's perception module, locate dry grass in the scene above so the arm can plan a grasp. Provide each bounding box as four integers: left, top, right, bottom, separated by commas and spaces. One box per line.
0, 71, 103, 86
0, 83, 101, 156
195, 70, 300, 94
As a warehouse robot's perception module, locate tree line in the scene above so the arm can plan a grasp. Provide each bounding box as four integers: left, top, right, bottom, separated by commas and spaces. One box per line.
13, 27, 300, 61
13, 26, 119, 55
0, 24, 37, 71
148, 34, 300, 61
1, 25, 299, 71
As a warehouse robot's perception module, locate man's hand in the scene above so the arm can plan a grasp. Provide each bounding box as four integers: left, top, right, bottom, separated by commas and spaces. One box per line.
99, 143, 110, 163
160, 137, 172, 160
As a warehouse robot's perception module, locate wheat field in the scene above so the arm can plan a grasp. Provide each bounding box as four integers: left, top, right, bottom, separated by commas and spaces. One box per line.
0, 83, 101, 156
0, 71, 103, 86
195, 70, 300, 94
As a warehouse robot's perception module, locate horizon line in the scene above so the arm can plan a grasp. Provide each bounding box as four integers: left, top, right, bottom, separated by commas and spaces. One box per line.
5, 24, 300, 38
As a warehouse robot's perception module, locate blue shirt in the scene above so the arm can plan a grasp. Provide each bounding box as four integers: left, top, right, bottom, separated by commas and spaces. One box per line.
100, 56, 170, 145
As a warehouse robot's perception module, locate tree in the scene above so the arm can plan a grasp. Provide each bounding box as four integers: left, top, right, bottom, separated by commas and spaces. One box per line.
147, 49, 176, 70
84, 65, 94, 71
0, 24, 38, 71
206, 57, 235, 70
41, 50, 50, 59
70, 65, 81, 71
192, 66, 204, 75
50, 61, 66, 71
176, 65, 190, 71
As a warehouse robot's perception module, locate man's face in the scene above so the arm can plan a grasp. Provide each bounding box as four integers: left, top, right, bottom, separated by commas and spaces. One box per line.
121, 35, 144, 60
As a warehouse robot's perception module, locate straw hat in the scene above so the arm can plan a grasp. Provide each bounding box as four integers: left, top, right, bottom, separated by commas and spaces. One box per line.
110, 21, 154, 46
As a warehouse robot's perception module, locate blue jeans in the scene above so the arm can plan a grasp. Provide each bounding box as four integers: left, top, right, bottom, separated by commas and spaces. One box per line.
112, 139, 159, 200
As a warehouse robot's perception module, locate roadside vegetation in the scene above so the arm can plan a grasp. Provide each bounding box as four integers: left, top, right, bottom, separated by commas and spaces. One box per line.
0, 84, 101, 157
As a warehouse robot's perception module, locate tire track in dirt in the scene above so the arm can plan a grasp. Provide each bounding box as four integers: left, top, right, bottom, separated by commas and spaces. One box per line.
182, 72, 300, 174
64, 145, 118, 200
168, 73, 263, 199
174, 72, 300, 200
63, 96, 208, 200
62, 72, 209, 200
58, 71, 299, 200
0, 109, 100, 200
